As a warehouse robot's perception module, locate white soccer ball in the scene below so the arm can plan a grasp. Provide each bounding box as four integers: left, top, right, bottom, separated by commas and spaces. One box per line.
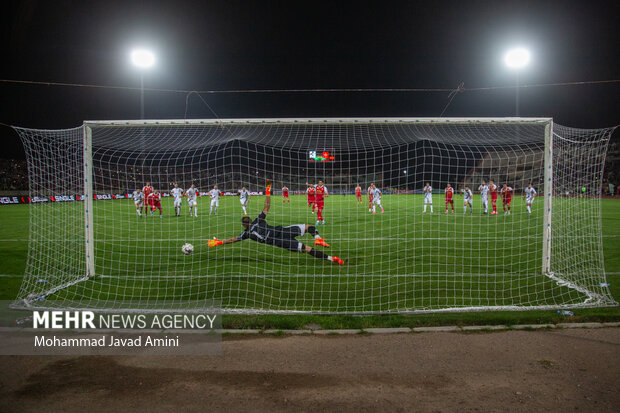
181, 243, 194, 255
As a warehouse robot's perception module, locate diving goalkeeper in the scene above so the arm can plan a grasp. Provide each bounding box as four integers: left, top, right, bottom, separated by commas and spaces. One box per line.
208, 182, 343, 265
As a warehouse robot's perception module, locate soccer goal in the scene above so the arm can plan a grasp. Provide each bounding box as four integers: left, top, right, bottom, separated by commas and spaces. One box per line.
11, 118, 618, 314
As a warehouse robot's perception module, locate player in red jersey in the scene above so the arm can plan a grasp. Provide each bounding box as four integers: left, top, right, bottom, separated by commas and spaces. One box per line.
444, 183, 455, 213
142, 182, 153, 215
282, 185, 290, 204
489, 180, 498, 215
355, 184, 362, 204
306, 182, 316, 213
314, 180, 328, 225
367, 183, 374, 212
500, 184, 513, 215
148, 189, 163, 218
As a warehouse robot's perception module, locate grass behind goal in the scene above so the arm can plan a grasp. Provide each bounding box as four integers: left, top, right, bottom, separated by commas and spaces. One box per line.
35, 193, 594, 313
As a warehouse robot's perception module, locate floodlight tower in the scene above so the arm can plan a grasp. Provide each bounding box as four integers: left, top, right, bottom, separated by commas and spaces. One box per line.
504, 48, 530, 116
131, 49, 155, 119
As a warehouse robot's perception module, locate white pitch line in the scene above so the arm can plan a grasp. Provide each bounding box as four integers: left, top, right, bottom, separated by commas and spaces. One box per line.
7, 272, 617, 278
1, 235, 618, 242
96, 273, 549, 279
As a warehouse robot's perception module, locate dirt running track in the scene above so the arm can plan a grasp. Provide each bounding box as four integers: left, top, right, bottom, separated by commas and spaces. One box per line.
1, 328, 619, 412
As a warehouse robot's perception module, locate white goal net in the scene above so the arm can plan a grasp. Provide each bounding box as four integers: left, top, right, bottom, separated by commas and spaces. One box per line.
11, 118, 618, 313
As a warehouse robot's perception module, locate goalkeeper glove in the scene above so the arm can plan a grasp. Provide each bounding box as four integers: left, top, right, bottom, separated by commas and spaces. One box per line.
266, 181, 272, 196
208, 239, 223, 247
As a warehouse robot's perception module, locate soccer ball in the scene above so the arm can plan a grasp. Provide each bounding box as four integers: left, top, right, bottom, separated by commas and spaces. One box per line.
181, 243, 194, 255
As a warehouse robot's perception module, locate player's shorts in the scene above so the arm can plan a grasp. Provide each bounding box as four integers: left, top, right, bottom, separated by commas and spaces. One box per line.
503, 197, 512, 204
315, 201, 325, 209
240, 198, 248, 206
188, 199, 196, 207
464, 198, 473, 205
424, 196, 432, 204
173, 197, 182, 207
210, 199, 219, 207
491, 194, 498, 201
481, 196, 488, 204
372, 198, 382, 205
283, 192, 289, 198
445, 198, 453, 203
356, 192, 362, 197
270, 224, 305, 252
526, 196, 534, 204
134, 200, 143, 207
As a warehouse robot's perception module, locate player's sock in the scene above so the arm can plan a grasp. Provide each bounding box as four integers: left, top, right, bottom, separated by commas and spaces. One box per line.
430, 205, 433, 213
309, 248, 330, 261
527, 205, 531, 213
423, 205, 427, 212
464, 206, 467, 213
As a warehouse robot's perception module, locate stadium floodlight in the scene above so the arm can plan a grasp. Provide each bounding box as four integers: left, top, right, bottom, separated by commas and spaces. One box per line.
130, 49, 155, 68
504, 48, 530, 69
504, 47, 530, 116
130, 49, 155, 119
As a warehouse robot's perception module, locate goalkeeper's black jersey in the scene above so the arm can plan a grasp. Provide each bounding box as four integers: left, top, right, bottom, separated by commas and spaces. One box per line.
237, 212, 280, 244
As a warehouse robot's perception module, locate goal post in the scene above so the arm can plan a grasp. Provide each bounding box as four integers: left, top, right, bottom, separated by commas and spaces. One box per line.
543, 120, 553, 275
83, 125, 95, 278
10, 118, 618, 314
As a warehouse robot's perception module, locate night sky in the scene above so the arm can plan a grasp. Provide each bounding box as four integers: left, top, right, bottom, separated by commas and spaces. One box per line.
2, 0, 619, 158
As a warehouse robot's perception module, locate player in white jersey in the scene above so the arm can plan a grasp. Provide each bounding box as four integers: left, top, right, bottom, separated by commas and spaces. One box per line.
463, 185, 473, 214
524, 184, 537, 214
170, 183, 184, 217
132, 188, 144, 217
209, 184, 221, 215
478, 180, 490, 214
185, 184, 198, 217
370, 183, 384, 214
423, 182, 433, 213
239, 186, 250, 215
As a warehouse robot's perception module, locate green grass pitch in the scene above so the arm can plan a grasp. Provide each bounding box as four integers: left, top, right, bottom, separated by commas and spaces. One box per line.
1, 195, 618, 316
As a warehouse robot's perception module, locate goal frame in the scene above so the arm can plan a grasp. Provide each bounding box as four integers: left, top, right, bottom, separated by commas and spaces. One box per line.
83, 116, 556, 283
